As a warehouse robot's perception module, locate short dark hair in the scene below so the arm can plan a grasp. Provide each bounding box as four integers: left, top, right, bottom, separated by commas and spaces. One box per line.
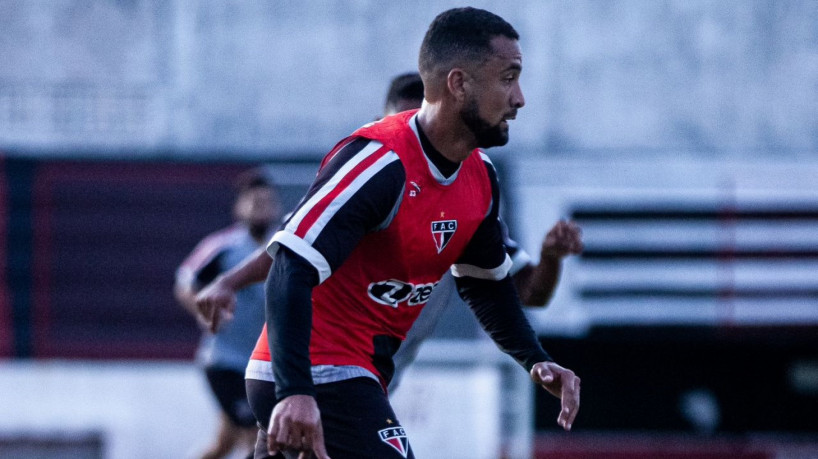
233, 167, 274, 195
418, 7, 519, 79
384, 72, 424, 113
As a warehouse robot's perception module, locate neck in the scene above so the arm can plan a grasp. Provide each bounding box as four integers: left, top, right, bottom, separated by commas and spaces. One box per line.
416, 104, 477, 163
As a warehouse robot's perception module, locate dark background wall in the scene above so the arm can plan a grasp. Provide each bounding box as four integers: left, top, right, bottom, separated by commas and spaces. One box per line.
536, 325, 818, 434
2, 156, 315, 360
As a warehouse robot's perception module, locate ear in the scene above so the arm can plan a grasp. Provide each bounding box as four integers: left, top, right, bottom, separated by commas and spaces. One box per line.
446, 68, 469, 102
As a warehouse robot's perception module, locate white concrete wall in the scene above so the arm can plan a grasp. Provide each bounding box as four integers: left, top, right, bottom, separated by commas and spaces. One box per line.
0, 340, 534, 459
0, 1, 814, 158
0, 360, 222, 459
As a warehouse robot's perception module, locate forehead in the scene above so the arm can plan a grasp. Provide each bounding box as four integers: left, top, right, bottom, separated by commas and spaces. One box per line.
241, 186, 275, 199
485, 35, 522, 71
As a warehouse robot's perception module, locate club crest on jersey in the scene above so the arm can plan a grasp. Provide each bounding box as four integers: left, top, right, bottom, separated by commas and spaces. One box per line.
431, 219, 457, 253
378, 427, 410, 458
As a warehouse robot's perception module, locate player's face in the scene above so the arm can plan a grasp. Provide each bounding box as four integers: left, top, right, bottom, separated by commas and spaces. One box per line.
460, 36, 525, 148
235, 187, 280, 229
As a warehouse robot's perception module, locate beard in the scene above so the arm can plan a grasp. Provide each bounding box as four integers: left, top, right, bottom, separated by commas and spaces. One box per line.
460, 96, 510, 148
248, 221, 271, 240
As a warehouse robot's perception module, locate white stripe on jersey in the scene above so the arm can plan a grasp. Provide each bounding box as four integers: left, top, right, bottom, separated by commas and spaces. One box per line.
284, 140, 389, 243
245, 359, 379, 385
508, 248, 532, 277
267, 230, 333, 283
450, 253, 513, 280
303, 151, 399, 244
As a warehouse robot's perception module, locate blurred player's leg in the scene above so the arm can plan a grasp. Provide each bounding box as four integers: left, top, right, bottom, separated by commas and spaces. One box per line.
202, 368, 258, 458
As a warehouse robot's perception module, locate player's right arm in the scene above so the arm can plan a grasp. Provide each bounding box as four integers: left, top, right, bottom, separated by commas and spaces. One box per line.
264, 136, 405, 457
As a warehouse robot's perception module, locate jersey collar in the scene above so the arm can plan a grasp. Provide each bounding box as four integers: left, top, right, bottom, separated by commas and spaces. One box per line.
408, 113, 462, 185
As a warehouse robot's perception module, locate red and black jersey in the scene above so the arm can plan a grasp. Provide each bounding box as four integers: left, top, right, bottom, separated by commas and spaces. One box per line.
248, 111, 512, 385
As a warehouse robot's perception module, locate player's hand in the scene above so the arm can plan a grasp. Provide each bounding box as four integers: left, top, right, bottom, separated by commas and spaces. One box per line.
195, 277, 236, 334
541, 220, 583, 260
531, 361, 580, 431
268, 394, 331, 459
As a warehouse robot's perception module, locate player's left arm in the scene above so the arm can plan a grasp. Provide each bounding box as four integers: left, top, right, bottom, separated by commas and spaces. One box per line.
454, 158, 580, 430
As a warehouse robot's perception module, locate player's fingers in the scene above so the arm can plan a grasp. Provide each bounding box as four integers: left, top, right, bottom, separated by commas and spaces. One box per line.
209, 307, 221, 333
195, 299, 207, 318
558, 376, 581, 431
560, 222, 573, 241
530, 364, 554, 384
312, 421, 331, 459
267, 422, 281, 455
557, 406, 572, 431
196, 299, 211, 323
222, 294, 237, 312
299, 431, 312, 452
558, 401, 580, 431
269, 417, 296, 455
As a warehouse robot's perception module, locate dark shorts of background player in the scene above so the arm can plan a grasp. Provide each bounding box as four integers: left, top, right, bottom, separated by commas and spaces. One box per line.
246, 377, 415, 459
205, 367, 258, 428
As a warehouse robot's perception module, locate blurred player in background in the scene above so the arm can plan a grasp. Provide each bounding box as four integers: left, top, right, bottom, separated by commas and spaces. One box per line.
199, 7, 581, 458
174, 169, 281, 459
383, 72, 425, 117
381, 71, 583, 392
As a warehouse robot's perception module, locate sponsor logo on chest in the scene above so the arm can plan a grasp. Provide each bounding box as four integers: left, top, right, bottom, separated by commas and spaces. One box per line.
368, 279, 437, 307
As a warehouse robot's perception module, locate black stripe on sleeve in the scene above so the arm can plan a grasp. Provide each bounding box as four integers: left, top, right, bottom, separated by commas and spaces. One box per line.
267, 246, 320, 399
310, 160, 405, 272
456, 275, 553, 370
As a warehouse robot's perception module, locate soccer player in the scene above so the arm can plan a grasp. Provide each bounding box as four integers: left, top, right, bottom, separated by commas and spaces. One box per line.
199, 8, 581, 458
381, 71, 583, 392
174, 169, 281, 459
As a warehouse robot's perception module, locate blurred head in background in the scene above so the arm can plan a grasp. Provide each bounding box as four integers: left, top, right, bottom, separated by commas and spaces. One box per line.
384, 72, 425, 116
232, 169, 280, 242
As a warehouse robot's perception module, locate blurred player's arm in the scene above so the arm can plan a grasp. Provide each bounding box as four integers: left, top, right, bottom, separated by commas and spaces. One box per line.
173, 279, 199, 318
513, 219, 583, 306
175, 243, 225, 328
196, 247, 273, 333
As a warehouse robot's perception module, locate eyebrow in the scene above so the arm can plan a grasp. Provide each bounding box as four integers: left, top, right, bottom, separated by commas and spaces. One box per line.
504, 62, 522, 72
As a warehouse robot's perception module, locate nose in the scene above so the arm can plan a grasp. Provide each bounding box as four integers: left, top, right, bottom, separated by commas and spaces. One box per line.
512, 82, 525, 109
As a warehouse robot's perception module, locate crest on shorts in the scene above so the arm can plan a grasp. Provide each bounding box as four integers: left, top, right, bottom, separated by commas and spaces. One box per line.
378, 427, 410, 458
431, 219, 457, 253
